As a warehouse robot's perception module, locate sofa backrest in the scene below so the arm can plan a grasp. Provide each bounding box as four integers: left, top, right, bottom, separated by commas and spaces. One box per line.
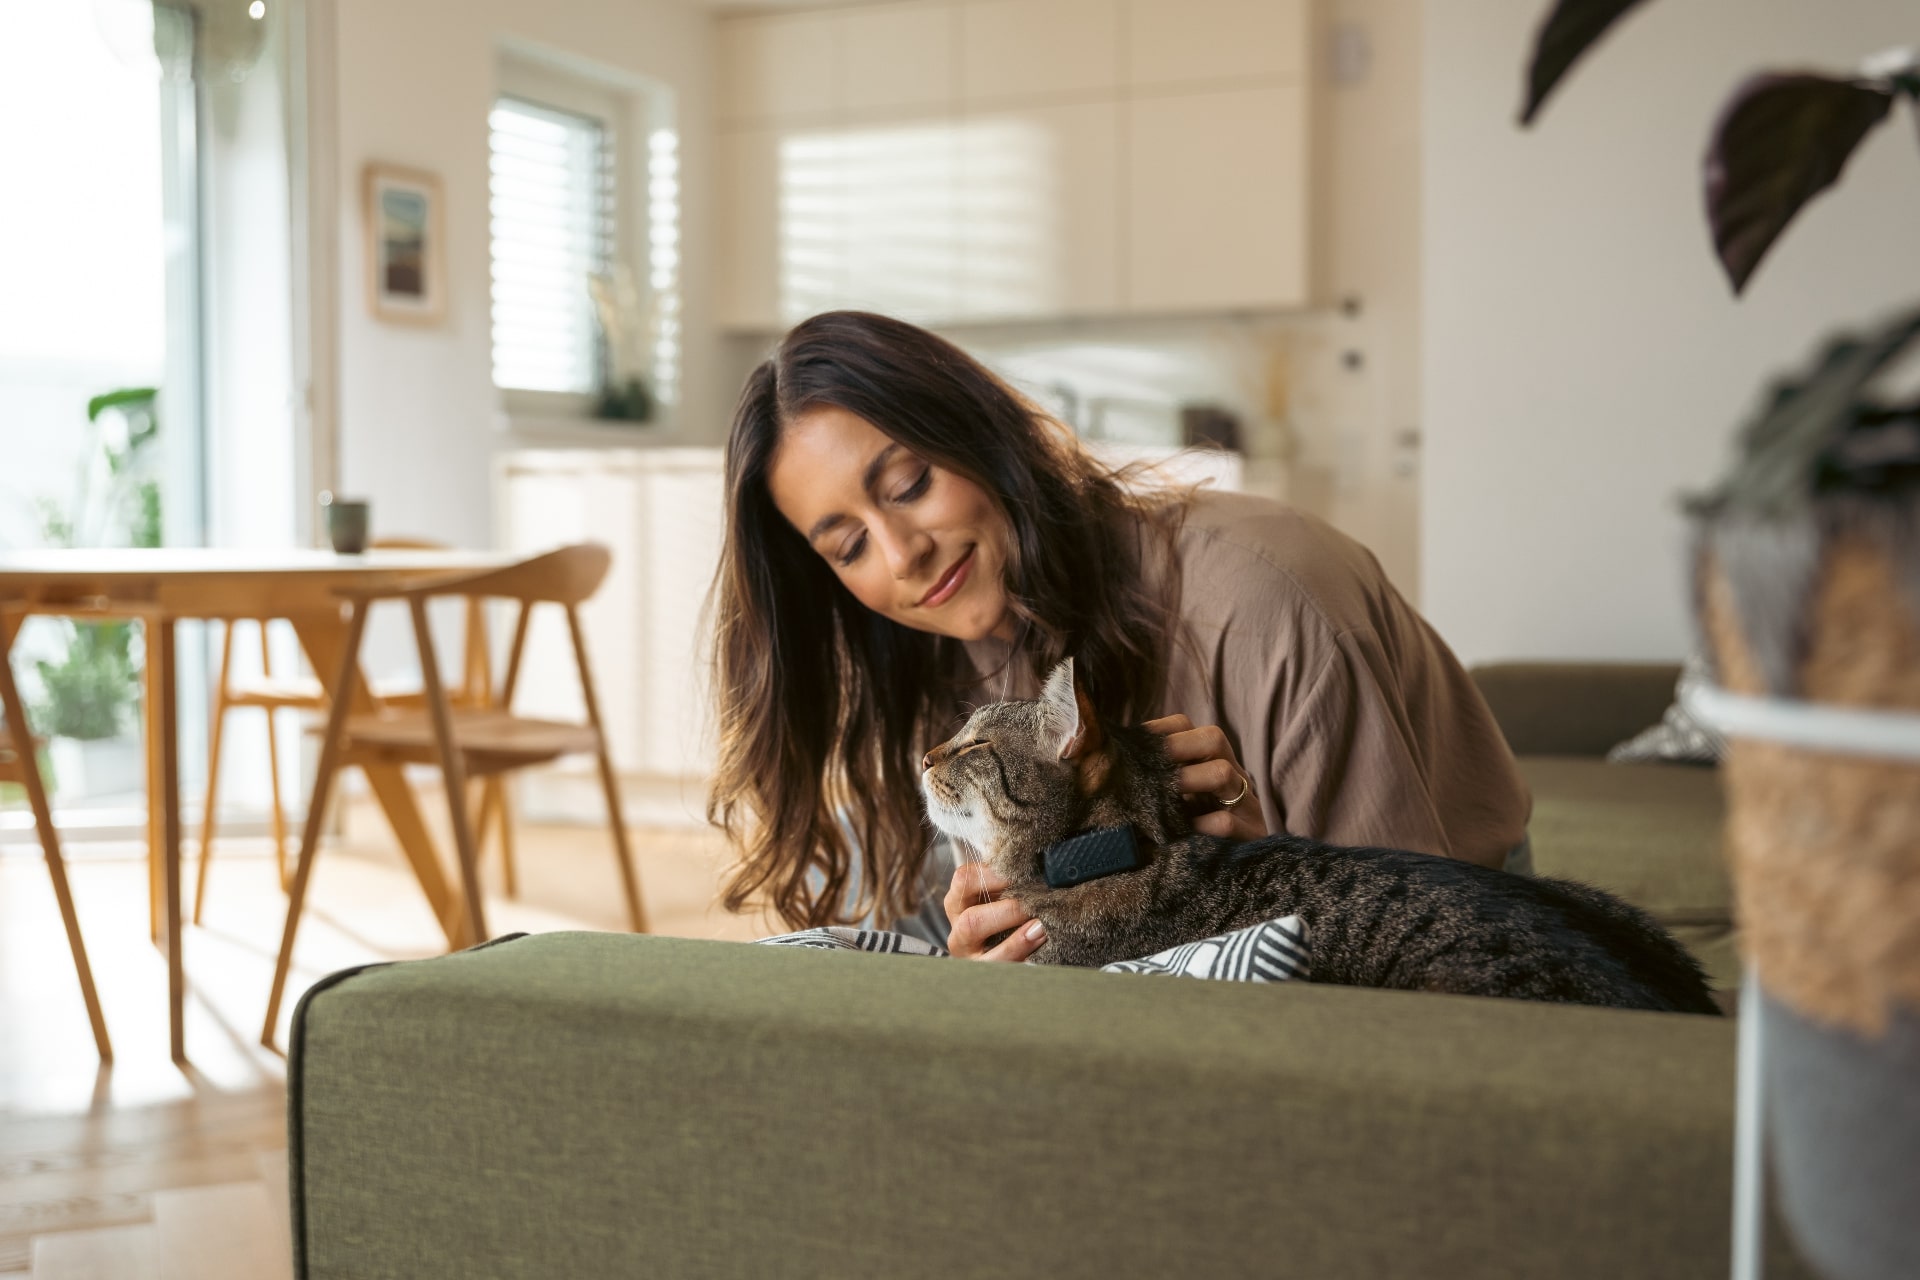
1471, 661, 1683, 757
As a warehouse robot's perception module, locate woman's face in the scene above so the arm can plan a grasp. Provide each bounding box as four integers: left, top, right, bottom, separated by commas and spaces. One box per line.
767, 405, 1014, 643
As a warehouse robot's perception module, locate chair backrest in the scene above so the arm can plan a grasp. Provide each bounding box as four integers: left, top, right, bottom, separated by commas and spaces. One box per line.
421, 543, 612, 608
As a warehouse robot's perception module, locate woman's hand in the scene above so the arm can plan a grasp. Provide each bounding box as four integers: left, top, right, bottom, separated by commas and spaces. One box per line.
1143, 715, 1269, 841
944, 861, 1047, 961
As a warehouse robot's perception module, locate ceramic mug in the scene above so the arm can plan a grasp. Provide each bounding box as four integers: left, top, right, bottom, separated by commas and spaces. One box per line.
319, 491, 370, 554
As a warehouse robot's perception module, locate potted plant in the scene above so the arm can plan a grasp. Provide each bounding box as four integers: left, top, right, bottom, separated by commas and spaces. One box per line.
35, 619, 144, 798
1521, 6, 1920, 1277
24, 387, 162, 799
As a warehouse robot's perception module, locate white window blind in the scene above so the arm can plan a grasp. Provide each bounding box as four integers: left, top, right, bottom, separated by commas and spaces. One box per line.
489, 96, 614, 394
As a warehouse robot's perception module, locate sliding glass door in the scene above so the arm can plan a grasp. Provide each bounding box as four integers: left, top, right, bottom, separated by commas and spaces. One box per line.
0, 2, 205, 826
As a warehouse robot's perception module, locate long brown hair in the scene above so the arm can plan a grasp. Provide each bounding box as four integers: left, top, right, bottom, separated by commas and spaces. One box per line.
708, 311, 1184, 928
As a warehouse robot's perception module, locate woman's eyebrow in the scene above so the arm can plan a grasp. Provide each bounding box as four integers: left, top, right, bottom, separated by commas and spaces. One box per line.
806, 443, 904, 544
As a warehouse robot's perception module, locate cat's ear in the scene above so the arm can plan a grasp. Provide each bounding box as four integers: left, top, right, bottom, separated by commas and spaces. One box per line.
1041, 657, 1102, 760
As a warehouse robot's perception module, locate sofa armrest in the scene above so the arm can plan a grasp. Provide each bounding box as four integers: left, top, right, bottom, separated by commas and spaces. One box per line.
288, 932, 1809, 1280
1471, 661, 1682, 757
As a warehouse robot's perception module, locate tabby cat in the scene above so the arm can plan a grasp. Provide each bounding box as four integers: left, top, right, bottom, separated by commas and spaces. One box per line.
920, 659, 1720, 1015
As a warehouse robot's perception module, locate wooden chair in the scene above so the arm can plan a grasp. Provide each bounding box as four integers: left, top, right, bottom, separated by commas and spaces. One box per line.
0, 661, 112, 1061
194, 540, 519, 923
261, 543, 643, 1044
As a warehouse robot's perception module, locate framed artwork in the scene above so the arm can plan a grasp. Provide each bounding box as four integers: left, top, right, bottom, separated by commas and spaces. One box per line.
363, 163, 445, 324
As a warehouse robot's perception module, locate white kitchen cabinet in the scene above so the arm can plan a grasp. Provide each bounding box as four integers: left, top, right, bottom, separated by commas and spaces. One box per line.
957, 100, 1120, 319
718, 11, 839, 126
840, 1, 957, 116
495, 449, 726, 811
960, 0, 1120, 105
717, 126, 847, 329
1124, 0, 1310, 90
840, 115, 963, 322
1125, 84, 1312, 313
714, 0, 1320, 328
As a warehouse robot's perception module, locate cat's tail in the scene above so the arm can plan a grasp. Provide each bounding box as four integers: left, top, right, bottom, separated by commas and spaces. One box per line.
1535, 876, 1724, 1016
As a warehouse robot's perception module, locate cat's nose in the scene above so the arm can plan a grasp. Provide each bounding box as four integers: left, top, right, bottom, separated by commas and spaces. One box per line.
920, 750, 935, 771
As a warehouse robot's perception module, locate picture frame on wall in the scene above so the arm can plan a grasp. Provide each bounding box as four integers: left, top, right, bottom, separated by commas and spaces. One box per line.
364, 163, 445, 324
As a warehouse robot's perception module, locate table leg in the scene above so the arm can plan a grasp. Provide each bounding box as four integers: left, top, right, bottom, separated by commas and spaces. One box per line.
287, 612, 464, 950
144, 627, 162, 944
151, 616, 185, 1063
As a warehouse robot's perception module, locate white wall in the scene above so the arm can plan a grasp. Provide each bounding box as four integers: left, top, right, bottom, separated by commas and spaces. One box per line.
331, 0, 717, 552
1422, 0, 1920, 664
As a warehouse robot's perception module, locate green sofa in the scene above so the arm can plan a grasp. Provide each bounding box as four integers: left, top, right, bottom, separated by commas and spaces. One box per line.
287, 663, 1803, 1279
1470, 662, 1735, 993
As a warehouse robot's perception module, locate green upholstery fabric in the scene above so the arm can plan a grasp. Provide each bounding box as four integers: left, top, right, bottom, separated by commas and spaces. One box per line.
290, 931, 1810, 1280
1471, 663, 1736, 990
1522, 756, 1734, 990
1521, 757, 1728, 917
1473, 662, 1682, 758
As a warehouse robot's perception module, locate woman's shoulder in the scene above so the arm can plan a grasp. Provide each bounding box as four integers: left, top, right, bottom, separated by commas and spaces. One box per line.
1172, 488, 1388, 624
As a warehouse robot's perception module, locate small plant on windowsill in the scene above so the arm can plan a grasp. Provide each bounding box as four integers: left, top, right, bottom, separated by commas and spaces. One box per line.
23, 387, 162, 799
588, 265, 656, 425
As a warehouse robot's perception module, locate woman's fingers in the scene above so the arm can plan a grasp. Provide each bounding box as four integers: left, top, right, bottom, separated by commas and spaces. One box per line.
1144, 713, 1269, 838
981, 914, 1048, 963
948, 896, 1041, 960
1176, 755, 1245, 803
943, 860, 1009, 916
944, 861, 1045, 961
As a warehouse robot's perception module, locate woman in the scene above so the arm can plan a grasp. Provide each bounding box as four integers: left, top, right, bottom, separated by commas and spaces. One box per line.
709, 311, 1530, 962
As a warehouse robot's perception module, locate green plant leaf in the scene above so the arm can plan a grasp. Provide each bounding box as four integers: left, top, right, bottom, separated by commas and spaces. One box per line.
1705, 73, 1895, 295
86, 386, 158, 423
1519, 0, 1652, 126
30, 620, 139, 740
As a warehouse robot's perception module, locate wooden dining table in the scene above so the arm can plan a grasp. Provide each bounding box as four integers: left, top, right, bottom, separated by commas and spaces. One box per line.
0, 547, 519, 1062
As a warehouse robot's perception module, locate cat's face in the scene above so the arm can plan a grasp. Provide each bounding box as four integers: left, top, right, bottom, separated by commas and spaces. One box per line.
920, 659, 1096, 880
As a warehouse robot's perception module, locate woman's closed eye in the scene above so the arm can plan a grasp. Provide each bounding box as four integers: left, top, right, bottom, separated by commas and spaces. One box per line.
833, 468, 933, 567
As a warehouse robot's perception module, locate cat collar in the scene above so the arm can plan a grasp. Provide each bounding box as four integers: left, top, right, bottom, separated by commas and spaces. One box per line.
1043, 825, 1142, 889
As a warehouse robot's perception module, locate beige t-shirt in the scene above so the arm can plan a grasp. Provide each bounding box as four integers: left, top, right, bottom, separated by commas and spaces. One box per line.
963, 489, 1530, 868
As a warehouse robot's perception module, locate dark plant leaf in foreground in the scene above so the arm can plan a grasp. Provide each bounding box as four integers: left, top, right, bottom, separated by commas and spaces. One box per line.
1689, 306, 1920, 520
1705, 73, 1894, 295
1519, 0, 1652, 125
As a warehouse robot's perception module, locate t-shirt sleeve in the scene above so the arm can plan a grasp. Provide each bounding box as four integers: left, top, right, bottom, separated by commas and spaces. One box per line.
1266, 626, 1454, 859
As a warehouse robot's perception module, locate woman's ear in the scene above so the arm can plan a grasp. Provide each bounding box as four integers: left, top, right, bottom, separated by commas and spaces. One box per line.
1041, 657, 1103, 760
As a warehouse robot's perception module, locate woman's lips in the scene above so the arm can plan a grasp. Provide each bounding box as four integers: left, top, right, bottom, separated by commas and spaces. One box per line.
919, 545, 975, 607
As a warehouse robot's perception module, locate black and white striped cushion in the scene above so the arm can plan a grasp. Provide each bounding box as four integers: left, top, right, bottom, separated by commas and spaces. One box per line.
758, 927, 947, 956
757, 914, 1311, 985
1101, 915, 1309, 982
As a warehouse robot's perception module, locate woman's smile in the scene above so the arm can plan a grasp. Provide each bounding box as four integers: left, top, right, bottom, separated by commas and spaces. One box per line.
918, 545, 975, 608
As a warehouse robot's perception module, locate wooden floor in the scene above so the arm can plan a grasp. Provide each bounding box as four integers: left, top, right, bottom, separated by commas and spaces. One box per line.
0, 796, 778, 1276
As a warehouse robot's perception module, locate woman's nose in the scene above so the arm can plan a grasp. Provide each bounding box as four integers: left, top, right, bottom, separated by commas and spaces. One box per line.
874, 518, 933, 580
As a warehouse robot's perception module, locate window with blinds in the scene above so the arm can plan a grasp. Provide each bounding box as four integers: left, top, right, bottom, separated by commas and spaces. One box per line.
488, 96, 614, 395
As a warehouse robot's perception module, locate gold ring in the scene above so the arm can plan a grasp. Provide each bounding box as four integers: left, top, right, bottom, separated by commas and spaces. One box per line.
1222, 772, 1251, 809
